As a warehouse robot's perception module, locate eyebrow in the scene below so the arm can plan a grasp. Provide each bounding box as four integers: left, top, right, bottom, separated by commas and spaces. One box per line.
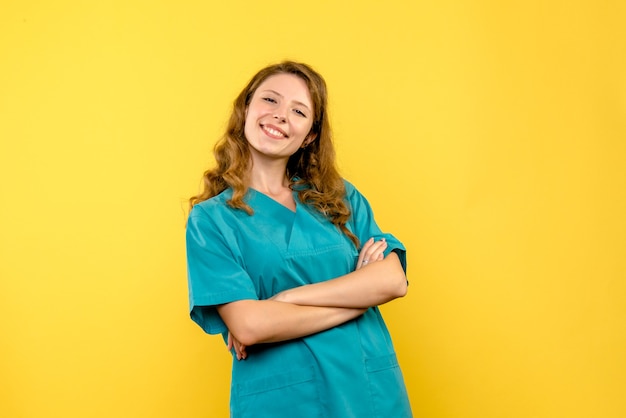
261, 89, 311, 111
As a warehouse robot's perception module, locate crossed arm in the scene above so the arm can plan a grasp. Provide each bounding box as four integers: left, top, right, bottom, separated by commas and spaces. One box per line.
216, 238, 408, 359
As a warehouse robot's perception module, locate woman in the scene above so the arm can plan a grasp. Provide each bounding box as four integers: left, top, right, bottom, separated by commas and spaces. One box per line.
186, 61, 412, 417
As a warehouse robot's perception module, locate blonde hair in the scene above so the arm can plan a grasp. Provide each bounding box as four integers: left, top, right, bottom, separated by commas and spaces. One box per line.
190, 61, 358, 247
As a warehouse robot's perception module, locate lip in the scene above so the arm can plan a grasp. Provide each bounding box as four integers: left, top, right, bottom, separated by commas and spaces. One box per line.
261, 123, 288, 139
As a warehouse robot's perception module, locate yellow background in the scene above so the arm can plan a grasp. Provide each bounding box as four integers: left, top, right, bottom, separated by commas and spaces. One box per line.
1, 1, 625, 417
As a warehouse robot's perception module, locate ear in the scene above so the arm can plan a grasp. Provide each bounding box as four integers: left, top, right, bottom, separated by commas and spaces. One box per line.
302, 132, 317, 148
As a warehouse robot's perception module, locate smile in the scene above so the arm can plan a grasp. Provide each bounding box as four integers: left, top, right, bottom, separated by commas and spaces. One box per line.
262, 124, 288, 139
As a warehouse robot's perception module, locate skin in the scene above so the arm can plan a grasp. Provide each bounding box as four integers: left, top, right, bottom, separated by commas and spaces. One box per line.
244, 73, 316, 163
244, 73, 316, 210
218, 72, 408, 360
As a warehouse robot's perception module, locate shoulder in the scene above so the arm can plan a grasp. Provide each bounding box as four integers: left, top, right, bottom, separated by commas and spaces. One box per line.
187, 189, 246, 246
187, 189, 249, 234
341, 178, 358, 196
189, 189, 234, 218
341, 179, 366, 202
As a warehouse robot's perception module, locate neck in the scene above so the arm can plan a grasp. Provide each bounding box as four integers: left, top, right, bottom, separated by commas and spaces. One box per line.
248, 158, 290, 195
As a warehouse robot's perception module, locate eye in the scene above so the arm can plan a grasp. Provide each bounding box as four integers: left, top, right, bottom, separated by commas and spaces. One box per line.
293, 108, 307, 118
262, 97, 277, 104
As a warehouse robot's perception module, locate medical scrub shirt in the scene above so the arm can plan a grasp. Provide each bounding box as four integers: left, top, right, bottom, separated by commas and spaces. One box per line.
186, 180, 412, 418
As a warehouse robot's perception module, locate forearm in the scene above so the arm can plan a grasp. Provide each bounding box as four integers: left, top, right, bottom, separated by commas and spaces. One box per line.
217, 299, 365, 347
275, 252, 407, 309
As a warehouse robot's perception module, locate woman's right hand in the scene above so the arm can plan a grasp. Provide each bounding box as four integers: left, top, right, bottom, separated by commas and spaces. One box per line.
227, 331, 248, 360
356, 237, 387, 270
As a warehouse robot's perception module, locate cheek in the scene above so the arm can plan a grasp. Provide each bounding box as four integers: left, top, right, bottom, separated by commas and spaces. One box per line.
243, 113, 255, 139
244, 106, 258, 127
246, 104, 269, 124
300, 121, 315, 136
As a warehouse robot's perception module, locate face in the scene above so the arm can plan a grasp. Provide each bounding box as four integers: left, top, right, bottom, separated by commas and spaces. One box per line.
244, 73, 316, 163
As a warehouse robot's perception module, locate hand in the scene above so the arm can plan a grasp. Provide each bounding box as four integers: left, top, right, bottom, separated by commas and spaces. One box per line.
227, 331, 248, 360
356, 237, 387, 270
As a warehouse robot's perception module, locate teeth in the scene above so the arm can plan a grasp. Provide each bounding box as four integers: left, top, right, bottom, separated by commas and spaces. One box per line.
263, 126, 285, 137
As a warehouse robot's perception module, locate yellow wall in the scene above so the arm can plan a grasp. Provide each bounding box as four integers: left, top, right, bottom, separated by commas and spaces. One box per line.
1, 1, 624, 417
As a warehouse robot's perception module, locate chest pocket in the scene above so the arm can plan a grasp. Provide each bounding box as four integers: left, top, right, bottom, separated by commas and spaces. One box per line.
240, 200, 359, 299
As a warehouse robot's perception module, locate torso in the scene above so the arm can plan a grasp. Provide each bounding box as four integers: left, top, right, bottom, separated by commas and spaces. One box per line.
188, 184, 412, 417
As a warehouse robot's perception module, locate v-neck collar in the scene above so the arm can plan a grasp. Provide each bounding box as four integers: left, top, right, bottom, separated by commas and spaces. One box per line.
243, 187, 353, 256
248, 187, 298, 214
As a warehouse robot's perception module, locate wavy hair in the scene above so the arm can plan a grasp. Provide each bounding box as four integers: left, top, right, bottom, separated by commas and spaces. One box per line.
190, 61, 358, 247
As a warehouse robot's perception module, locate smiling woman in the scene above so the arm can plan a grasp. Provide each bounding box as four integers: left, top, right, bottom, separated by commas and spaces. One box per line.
186, 61, 411, 417
244, 73, 316, 179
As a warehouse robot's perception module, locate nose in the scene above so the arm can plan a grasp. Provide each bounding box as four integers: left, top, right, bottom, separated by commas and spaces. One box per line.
273, 113, 286, 122
273, 106, 287, 122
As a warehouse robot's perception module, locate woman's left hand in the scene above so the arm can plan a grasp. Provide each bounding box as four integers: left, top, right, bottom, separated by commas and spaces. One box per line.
356, 237, 387, 270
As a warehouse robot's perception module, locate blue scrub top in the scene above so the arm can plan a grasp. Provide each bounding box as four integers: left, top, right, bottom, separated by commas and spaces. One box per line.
186, 180, 412, 418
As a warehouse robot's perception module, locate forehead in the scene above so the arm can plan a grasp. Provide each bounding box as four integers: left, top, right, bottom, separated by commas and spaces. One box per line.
254, 73, 313, 107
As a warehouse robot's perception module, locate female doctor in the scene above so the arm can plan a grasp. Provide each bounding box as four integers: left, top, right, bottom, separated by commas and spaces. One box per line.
186, 61, 412, 417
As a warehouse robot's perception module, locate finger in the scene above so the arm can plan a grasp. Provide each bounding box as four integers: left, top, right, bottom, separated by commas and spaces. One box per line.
363, 239, 387, 263
357, 237, 375, 268
369, 239, 388, 261
361, 236, 375, 250
360, 242, 387, 268
227, 332, 233, 351
236, 341, 247, 360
